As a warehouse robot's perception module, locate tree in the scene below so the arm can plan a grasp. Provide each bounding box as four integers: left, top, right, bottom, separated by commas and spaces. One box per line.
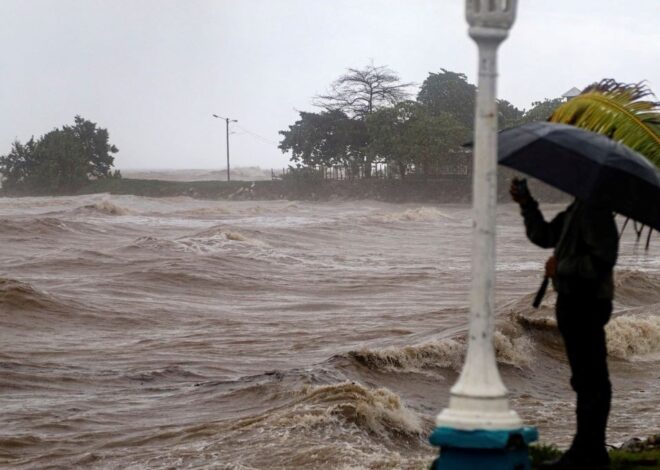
519, 98, 563, 124
550, 79, 660, 166
417, 69, 523, 130
417, 70, 476, 129
278, 110, 368, 171
0, 116, 119, 194
497, 99, 525, 129
367, 101, 469, 177
314, 63, 413, 119
0, 138, 37, 191
30, 128, 88, 193
66, 115, 118, 177
312, 63, 412, 177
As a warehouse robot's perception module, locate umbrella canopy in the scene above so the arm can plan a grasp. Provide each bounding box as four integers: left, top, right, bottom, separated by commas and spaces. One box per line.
498, 122, 660, 231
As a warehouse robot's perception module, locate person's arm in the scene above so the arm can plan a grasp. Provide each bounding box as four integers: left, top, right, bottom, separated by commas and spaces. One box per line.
520, 199, 566, 249
556, 207, 618, 280
510, 179, 565, 249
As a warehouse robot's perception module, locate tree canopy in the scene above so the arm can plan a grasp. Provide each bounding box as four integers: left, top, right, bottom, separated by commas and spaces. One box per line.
519, 98, 564, 124
279, 64, 573, 178
417, 69, 524, 130
314, 64, 412, 119
367, 101, 469, 177
0, 116, 119, 194
279, 110, 367, 169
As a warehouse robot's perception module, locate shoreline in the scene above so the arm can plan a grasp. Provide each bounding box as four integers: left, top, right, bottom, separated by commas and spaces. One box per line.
1, 175, 569, 204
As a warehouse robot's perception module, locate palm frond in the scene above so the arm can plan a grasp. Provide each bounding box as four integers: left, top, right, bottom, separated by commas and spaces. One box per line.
550, 79, 660, 166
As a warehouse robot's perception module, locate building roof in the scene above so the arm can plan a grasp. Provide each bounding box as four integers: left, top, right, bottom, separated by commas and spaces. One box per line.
562, 87, 582, 98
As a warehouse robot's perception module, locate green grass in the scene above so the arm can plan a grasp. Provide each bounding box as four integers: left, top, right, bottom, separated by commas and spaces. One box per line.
529, 444, 660, 469
529, 444, 563, 467
609, 449, 660, 469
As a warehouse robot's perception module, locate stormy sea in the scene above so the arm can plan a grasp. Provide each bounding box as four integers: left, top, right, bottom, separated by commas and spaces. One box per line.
1, 195, 658, 469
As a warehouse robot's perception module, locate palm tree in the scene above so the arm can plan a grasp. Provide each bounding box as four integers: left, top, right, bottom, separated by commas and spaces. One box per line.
549, 79, 660, 167
550, 79, 660, 247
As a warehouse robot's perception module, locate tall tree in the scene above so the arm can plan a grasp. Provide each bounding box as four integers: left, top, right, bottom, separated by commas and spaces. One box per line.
314, 64, 413, 119
312, 63, 412, 177
417, 69, 522, 130
417, 69, 476, 129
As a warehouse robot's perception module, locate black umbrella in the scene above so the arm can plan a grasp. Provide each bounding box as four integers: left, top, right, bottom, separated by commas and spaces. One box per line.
498, 121, 660, 231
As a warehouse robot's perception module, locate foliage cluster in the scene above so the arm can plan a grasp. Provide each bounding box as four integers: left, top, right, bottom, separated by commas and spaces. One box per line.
0, 116, 119, 194
550, 79, 660, 167
279, 65, 562, 178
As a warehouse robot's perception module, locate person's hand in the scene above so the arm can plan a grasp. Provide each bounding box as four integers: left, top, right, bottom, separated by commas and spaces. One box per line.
510, 179, 530, 205
545, 255, 557, 278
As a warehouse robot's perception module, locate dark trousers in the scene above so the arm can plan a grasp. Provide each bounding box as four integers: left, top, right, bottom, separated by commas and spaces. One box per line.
556, 292, 612, 456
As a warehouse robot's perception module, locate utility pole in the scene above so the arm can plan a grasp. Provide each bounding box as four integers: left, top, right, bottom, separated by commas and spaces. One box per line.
212, 114, 237, 182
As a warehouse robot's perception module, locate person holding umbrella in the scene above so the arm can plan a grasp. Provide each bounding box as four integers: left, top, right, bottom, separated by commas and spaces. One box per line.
510, 178, 618, 469
498, 86, 659, 469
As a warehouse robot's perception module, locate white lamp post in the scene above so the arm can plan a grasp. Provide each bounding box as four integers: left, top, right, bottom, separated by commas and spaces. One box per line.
435, 0, 522, 430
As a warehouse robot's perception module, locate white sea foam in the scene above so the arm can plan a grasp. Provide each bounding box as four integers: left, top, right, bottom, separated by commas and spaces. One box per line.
294, 381, 424, 436
348, 330, 532, 373
369, 207, 453, 223
606, 314, 660, 360
348, 338, 465, 372
83, 199, 131, 215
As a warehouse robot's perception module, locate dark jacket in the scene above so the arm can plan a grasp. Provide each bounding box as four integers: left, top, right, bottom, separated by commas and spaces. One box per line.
520, 199, 618, 300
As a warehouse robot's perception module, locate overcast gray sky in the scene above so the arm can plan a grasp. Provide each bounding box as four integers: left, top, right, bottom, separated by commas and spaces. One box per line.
1, 0, 658, 170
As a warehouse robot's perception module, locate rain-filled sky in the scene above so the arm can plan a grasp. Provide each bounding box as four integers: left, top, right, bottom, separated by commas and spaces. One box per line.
1, 0, 659, 170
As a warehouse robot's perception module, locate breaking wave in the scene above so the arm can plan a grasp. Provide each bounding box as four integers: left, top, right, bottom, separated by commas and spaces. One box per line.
345, 330, 532, 374
168, 227, 266, 254
295, 382, 423, 436
347, 339, 464, 372
129, 228, 265, 254
369, 207, 454, 223
606, 315, 660, 360
255, 381, 425, 439
81, 200, 131, 215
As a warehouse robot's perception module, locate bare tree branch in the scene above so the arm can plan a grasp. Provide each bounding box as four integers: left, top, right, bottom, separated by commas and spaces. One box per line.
314, 64, 414, 119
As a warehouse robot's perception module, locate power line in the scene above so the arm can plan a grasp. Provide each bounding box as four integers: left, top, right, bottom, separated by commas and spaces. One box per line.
235, 124, 278, 146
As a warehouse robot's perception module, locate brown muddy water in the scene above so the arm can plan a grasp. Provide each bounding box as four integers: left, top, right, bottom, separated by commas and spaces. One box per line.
1, 195, 658, 469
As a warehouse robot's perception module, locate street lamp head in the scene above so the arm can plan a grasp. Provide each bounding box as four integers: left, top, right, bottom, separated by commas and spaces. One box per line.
466, 0, 517, 42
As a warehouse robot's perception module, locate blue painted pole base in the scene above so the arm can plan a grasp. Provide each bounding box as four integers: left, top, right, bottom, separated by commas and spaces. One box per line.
429, 426, 538, 470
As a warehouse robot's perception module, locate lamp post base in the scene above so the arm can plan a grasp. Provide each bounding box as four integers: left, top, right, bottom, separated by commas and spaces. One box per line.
435, 394, 523, 430
429, 426, 538, 470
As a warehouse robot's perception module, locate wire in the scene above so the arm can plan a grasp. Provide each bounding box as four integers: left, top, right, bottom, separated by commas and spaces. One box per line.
235, 124, 278, 146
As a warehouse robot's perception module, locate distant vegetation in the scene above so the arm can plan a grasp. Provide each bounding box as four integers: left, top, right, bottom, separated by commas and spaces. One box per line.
0, 116, 120, 194
278, 64, 564, 179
